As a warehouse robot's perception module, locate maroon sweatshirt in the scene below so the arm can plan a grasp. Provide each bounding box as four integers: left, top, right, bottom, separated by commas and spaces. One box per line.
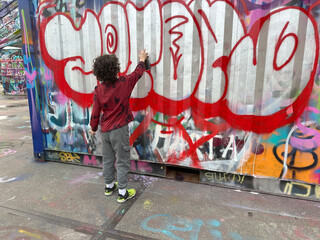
90, 61, 146, 132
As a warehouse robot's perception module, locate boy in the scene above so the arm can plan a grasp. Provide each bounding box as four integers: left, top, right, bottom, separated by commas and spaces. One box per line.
89, 50, 148, 203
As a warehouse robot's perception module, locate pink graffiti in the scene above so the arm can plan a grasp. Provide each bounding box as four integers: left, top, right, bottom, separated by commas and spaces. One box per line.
131, 160, 153, 173
290, 107, 320, 151
54, 91, 69, 105
83, 155, 98, 166
0, 149, 17, 158
44, 65, 53, 81
25, 70, 37, 84
70, 173, 98, 185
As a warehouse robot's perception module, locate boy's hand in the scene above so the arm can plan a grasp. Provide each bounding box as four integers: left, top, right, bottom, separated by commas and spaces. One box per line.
139, 49, 148, 62
89, 130, 96, 135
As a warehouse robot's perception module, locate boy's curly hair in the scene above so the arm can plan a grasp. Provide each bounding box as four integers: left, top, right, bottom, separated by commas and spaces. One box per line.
92, 54, 120, 83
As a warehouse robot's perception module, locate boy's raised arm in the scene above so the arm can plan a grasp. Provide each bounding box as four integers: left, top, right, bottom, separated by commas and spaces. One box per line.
126, 50, 149, 87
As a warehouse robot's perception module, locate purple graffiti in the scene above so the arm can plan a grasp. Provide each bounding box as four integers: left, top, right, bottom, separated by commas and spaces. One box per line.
290, 107, 320, 151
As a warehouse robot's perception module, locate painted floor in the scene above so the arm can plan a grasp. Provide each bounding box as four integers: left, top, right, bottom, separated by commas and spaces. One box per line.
0, 93, 319, 240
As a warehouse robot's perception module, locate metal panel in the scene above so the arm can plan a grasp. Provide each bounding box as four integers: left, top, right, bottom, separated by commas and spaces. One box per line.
19, 0, 320, 198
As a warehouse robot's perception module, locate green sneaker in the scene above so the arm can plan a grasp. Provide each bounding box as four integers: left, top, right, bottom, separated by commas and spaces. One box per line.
117, 189, 136, 203
105, 182, 118, 196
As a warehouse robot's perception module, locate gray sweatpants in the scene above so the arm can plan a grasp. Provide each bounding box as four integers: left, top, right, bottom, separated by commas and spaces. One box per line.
101, 125, 131, 189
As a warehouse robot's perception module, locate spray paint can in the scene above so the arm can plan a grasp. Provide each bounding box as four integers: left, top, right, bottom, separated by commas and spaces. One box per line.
145, 57, 151, 70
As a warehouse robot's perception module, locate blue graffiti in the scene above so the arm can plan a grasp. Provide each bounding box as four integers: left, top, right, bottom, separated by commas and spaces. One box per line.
141, 214, 252, 240
0, 173, 33, 183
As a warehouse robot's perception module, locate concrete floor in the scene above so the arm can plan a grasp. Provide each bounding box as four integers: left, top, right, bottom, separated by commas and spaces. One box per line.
0, 93, 319, 240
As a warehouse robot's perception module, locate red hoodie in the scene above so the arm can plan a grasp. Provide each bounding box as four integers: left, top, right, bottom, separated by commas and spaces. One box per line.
90, 61, 146, 132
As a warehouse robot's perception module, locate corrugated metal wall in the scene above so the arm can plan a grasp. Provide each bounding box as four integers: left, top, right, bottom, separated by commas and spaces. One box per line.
20, 0, 320, 197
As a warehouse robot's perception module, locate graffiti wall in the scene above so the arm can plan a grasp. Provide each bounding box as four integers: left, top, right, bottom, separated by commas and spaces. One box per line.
0, 0, 20, 39
0, 50, 26, 95
19, 0, 320, 187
